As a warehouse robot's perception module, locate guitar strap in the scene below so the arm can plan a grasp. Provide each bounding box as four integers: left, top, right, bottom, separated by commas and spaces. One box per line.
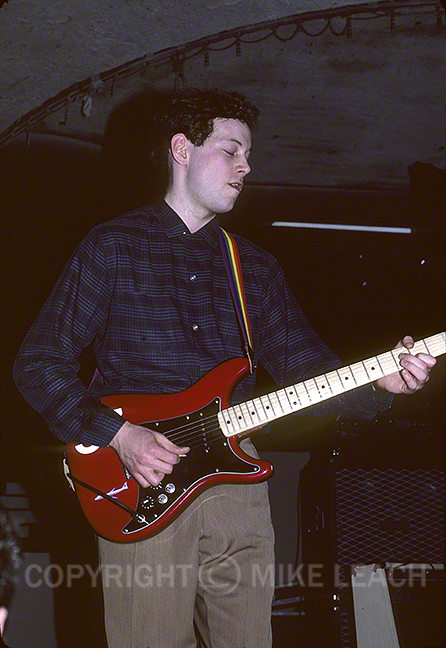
218, 228, 255, 374
90, 227, 255, 389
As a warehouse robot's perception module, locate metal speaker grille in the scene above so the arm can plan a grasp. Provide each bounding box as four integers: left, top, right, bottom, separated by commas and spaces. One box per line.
333, 467, 445, 648
334, 467, 445, 571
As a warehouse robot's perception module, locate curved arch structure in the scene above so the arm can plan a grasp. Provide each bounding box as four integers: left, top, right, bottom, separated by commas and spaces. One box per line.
1, 0, 445, 187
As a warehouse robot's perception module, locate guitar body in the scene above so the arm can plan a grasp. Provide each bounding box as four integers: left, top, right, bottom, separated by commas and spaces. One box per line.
66, 332, 446, 543
66, 357, 272, 543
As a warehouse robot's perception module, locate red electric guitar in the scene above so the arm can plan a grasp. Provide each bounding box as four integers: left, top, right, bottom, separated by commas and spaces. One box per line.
65, 333, 445, 543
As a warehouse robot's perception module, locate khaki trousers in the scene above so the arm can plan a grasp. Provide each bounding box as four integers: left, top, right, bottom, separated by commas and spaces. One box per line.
98, 477, 275, 648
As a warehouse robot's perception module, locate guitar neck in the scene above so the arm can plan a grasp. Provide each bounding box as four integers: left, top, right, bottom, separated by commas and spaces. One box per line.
218, 332, 446, 438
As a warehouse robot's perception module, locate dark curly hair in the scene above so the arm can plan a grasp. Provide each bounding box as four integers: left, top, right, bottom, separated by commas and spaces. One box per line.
0, 504, 21, 610
150, 87, 259, 169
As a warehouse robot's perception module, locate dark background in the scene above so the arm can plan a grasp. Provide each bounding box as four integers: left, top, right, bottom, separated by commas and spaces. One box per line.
0, 98, 445, 646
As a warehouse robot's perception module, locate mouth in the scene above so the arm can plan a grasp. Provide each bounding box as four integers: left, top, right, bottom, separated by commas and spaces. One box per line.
229, 182, 243, 192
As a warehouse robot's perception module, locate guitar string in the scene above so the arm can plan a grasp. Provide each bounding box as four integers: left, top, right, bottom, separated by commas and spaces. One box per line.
140, 336, 443, 450
140, 358, 385, 448
142, 386, 301, 448
145, 415, 235, 450
142, 379, 314, 449
143, 355, 385, 447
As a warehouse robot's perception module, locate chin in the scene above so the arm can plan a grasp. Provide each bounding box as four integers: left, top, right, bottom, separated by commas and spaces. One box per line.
217, 198, 239, 214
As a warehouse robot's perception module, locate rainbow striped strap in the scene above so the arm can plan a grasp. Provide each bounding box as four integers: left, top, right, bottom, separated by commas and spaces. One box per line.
219, 228, 254, 373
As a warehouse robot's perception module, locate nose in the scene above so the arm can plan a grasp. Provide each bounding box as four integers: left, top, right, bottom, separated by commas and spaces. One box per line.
237, 156, 251, 176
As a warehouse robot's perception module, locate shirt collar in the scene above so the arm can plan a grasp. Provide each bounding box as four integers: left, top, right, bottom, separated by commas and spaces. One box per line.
153, 198, 221, 247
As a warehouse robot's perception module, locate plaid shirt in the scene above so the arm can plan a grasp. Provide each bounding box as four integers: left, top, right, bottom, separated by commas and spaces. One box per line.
13, 199, 391, 446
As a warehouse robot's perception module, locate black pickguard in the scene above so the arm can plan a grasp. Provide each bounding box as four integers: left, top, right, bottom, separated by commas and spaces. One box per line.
121, 398, 261, 536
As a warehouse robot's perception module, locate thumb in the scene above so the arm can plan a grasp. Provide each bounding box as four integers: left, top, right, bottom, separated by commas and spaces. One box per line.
155, 431, 189, 455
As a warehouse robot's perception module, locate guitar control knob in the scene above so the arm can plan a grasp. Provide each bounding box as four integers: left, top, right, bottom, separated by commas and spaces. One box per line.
157, 493, 168, 504
165, 483, 176, 493
142, 496, 154, 509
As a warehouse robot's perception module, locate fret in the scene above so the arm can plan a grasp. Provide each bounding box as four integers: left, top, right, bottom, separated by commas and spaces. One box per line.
362, 356, 384, 380
240, 401, 253, 422
391, 349, 404, 371
304, 378, 324, 403
234, 403, 250, 430
260, 394, 276, 419
219, 333, 445, 438
314, 374, 333, 399
224, 406, 243, 433
241, 400, 267, 432
249, 398, 268, 424
424, 332, 446, 356
276, 388, 295, 415
350, 361, 370, 387
294, 382, 313, 407
250, 395, 267, 422
413, 339, 427, 354
269, 391, 285, 415
252, 397, 270, 423
377, 350, 399, 376
325, 370, 345, 396
336, 364, 356, 389
285, 385, 304, 410
243, 398, 264, 427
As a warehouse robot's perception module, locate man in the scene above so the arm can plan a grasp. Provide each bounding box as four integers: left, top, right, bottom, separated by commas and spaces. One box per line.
0, 504, 21, 647
13, 88, 436, 647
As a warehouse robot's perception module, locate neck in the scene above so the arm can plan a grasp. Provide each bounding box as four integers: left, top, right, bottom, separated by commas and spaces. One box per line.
164, 190, 215, 234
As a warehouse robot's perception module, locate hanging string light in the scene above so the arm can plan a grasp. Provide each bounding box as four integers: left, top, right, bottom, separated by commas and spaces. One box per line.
0, 0, 443, 148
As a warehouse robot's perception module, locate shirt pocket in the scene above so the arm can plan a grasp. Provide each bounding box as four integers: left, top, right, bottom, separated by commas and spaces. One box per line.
109, 290, 181, 357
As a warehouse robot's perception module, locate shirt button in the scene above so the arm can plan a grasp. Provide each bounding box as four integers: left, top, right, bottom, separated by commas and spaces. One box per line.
192, 324, 199, 331
189, 274, 197, 282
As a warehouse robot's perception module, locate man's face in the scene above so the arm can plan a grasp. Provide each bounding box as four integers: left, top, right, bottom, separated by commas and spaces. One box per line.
182, 118, 252, 219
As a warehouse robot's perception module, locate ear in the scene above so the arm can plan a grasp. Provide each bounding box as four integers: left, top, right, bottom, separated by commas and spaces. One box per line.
170, 133, 190, 166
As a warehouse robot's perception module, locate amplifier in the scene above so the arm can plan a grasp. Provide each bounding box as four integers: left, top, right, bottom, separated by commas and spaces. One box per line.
332, 413, 444, 464
300, 456, 445, 647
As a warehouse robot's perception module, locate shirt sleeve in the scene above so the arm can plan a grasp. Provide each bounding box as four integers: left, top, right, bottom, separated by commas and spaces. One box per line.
257, 255, 393, 419
13, 229, 126, 446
